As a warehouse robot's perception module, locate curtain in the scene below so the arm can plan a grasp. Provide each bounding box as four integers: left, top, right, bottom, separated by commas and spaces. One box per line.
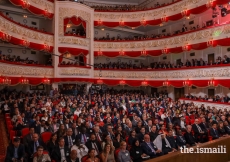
58, 47, 88, 62
64, 17, 87, 32
9, 0, 53, 19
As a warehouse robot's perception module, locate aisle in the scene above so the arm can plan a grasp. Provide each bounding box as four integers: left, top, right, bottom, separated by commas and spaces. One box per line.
0, 115, 8, 161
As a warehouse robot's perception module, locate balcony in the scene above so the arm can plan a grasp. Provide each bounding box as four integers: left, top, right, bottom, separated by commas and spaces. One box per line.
0, 61, 53, 77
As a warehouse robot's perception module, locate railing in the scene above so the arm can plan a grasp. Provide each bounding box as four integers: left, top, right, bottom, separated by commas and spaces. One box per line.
59, 36, 89, 47
0, 61, 53, 77
94, 65, 230, 80
0, 60, 53, 68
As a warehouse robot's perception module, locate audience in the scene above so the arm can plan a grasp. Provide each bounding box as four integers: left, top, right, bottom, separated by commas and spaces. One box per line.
94, 55, 230, 70
3, 85, 230, 162
0, 52, 52, 66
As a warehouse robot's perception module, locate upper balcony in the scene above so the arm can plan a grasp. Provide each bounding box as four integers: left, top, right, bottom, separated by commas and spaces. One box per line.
94, 22, 230, 57
0, 12, 54, 52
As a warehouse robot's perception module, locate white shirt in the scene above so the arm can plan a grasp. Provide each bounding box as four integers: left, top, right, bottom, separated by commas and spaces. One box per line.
60, 147, 66, 161
180, 120, 186, 129
71, 144, 88, 162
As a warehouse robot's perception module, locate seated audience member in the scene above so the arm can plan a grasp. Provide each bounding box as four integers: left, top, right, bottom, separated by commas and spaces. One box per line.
223, 121, 230, 134
27, 133, 46, 160
77, 127, 90, 145
184, 125, 196, 146
85, 148, 100, 162
66, 150, 80, 162
176, 130, 187, 149
153, 134, 174, 154
128, 130, 137, 146
23, 127, 35, 147
149, 125, 158, 142
141, 134, 162, 159
210, 123, 219, 140
166, 130, 178, 150
118, 141, 133, 162
33, 146, 51, 162
46, 133, 58, 154
51, 137, 70, 162
192, 119, 208, 143
218, 121, 227, 137
5, 138, 25, 162
113, 133, 122, 149
101, 134, 114, 150
130, 139, 149, 161
71, 139, 88, 161
100, 143, 115, 162
64, 128, 75, 148
85, 134, 102, 156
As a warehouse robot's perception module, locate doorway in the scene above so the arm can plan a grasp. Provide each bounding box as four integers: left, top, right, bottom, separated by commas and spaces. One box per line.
174, 87, 185, 101
208, 89, 215, 98
208, 53, 214, 64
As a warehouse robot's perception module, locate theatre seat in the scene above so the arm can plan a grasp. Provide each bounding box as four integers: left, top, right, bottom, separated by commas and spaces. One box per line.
21, 128, 29, 138
41, 131, 52, 143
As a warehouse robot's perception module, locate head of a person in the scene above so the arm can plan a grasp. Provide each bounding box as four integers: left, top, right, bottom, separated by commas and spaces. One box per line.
107, 125, 113, 133
168, 130, 173, 137
51, 133, 57, 141
33, 133, 39, 142
120, 141, 127, 150
133, 139, 140, 147
144, 134, 150, 143
37, 146, 44, 156
13, 138, 20, 148
29, 127, 35, 135
103, 143, 112, 154
70, 150, 78, 160
140, 127, 146, 134
151, 125, 157, 132
67, 128, 73, 136
130, 130, 136, 137
90, 134, 96, 142
58, 137, 65, 147
88, 148, 96, 158
186, 125, 192, 132
212, 123, 217, 129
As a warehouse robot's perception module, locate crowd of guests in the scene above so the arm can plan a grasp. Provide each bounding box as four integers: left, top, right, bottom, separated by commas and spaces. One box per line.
94, 23, 209, 42
65, 30, 86, 38
0, 52, 52, 66
4, 86, 230, 162
94, 55, 230, 70
185, 94, 230, 103
90, 1, 178, 12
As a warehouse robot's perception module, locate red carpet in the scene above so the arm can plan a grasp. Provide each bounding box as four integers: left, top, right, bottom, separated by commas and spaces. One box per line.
0, 115, 8, 161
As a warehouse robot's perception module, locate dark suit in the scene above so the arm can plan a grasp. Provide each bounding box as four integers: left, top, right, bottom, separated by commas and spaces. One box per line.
23, 133, 33, 146
192, 124, 207, 143
26, 139, 46, 157
64, 135, 75, 148
184, 132, 196, 146
210, 128, 219, 140
34, 125, 51, 134
51, 146, 70, 162
66, 157, 80, 162
165, 116, 173, 125
224, 125, 230, 134
5, 144, 25, 162
176, 135, 186, 147
149, 131, 158, 142
141, 142, 162, 158
46, 140, 58, 154
137, 133, 145, 143
85, 140, 102, 153
167, 136, 177, 149
76, 133, 89, 144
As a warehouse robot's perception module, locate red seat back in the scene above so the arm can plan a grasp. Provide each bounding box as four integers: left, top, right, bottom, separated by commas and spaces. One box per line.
41, 132, 52, 143
21, 128, 29, 138
81, 155, 88, 162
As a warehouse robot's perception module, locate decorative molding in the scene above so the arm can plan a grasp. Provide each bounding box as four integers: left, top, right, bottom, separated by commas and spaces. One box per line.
0, 16, 54, 44
59, 36, 89, 47
94, 0, 200, 21
59, 68, 90, 76
58, 7, 91, 37
94, 23, 230, 50
94, 66, 230, 79
179, 99, 230, 110
0, 63, 53, 76
30, 0, 54, 13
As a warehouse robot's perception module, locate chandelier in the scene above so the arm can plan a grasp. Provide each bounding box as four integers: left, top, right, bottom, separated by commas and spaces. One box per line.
119, 50, 124, 56
163, 80, 169, 87
141, 80, 148, 87
22, 38, 30, 47
44, 78, 50, 84
119, 80, 126, 87
141, 49, 147, 56
97, 79, 103, 85
208, 78, 215, 87
162, 48, 168, 54
98, 48, 102, 56
44, 43, 50, 52
21, 78, 29, 84
1, 32, 11, 42
1, 77, 11, 85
